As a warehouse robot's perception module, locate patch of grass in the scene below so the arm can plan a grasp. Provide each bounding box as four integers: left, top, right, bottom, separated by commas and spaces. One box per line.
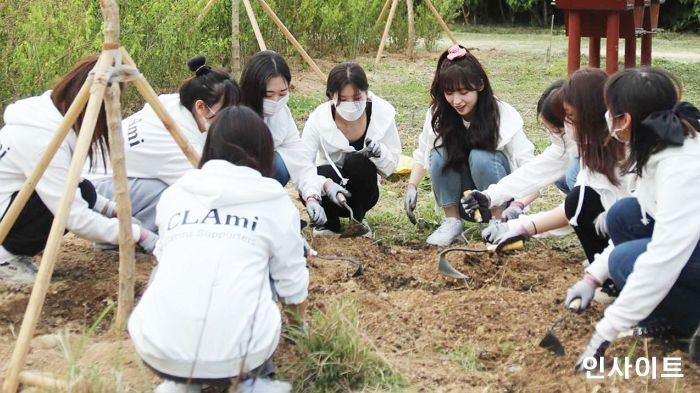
283, 296, 408, 393
444, 342, 481, 372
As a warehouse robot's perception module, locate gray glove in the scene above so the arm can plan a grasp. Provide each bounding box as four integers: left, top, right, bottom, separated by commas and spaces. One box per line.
359, 138, 381, 158
565, 275, 599, 313
575, 331, 610, 373
481, 220, 510, 244
482, 218, 533, 245
138, 227, 159, 254
324, 181, 351, 207
306, 200, 327, 227
594, 211, 608, 237
404, 184, 418, 225
502, 201, 524, 221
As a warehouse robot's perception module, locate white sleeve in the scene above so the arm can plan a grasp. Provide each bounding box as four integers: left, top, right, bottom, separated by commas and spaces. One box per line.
412, 109, 434, 170
596, 159, 700, 342
269, 202, 309, 305
486, 141, 569, 207
277, 115, 325, 199
585, 241, 613, 284
504, 128, 536, 169
370, 119, 401, 177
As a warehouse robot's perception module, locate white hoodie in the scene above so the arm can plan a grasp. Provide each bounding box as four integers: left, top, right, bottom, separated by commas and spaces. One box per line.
128, 160, 308, 378
593, 135, 700, 342
264, 104, 325, 199
0, 91, 138, 244
302, 92, 402, 178
412, 100, 535, 179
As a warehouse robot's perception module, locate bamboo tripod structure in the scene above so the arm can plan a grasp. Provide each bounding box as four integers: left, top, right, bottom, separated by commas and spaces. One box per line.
195, 0, 326, 81
0, 1, 199, 392
375, 0, 459, 64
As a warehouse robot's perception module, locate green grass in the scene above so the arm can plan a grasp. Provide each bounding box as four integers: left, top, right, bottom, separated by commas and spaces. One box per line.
444, 342, 482, 372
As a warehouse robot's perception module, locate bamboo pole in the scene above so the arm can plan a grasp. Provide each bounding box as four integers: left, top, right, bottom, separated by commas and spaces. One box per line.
2, 51, 114, 393
17, 371, 71, 391
231, 0, 241, 74
424, 0, 458, 45
195, 0, 219, 24
119, 48, 200, 167
406, 0, 416, 58
242, 0, 267, 51
256, 0, 326, 81
104, 83, 136, 333
375, 0, 399, 64
373, 0, 392, 29
0, 78, 92, 245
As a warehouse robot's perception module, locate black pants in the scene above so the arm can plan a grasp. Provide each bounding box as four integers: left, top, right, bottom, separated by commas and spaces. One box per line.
316, 154, 379, 232
1, 180, 98, 256
564, 186, 609, 263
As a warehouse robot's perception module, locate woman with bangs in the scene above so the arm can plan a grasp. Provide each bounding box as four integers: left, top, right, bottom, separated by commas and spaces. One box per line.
404, 44, 535, 246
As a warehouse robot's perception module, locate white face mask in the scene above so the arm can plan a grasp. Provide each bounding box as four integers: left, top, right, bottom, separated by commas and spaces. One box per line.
335, 100, 367, 122
563, 122, 577, 141
263, 94, 290, 117
605, 110, 625, 143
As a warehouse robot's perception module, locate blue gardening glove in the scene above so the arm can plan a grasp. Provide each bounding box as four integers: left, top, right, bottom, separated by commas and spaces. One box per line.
323, 181, 351, 207
575, 331, 611, 373
306, 199, 327, 227
138, 227, 159, 254
565, 274, 600, 313
502, 201, 525, 221
404, 184, 418, 225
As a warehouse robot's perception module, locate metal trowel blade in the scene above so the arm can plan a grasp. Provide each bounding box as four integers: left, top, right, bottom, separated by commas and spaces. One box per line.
539, 329, 566, 356
438, 250, 469, 280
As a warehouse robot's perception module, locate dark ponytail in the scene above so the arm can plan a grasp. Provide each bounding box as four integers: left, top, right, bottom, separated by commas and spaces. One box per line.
179, 55, 240, 113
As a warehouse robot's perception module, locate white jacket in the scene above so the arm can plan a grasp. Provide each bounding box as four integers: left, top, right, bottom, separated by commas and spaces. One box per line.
265, 104, 325, 199
594, 135, 700, 342
485, 131, 578, 207
128, 160, 308, 378
412, 100, 535, 175
94, 94, 202, 185
0, 91, 138, 244
302, 92, 402, 178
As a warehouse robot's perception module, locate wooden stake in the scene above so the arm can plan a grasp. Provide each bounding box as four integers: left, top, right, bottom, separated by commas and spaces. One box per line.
0, 78, 92, 245
104, 83, 136, 333
17, 371, 71, 391
231, 0, 241, 74
406, 0, 416, 58
2, 50, 114, 393
373, 0, 392, 30
242, 0, 267, 51
119, 48, 201, 167
424, 0, 458, 45
375, 0, 399, 64
195, 0, 219, 24
257, 0, 326, 81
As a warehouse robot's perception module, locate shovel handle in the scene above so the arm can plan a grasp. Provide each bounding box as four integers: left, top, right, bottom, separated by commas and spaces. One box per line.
567, 298, 582, 311
337, 192, 348, 205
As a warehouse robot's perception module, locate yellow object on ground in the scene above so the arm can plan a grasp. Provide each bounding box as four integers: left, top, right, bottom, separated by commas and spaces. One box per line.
393, 154, 414, 176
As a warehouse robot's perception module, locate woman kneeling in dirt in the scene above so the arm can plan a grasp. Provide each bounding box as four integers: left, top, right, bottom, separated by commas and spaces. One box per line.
0, 56, 158, 284
569, 68, 700, 370
128, 106, 307, 393
404, 44, 537, 247
87, 55, 240, 233
302, 62, 401, 237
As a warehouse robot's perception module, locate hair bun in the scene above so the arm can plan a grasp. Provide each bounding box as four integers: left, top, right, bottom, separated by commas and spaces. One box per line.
187, 55, 210, 76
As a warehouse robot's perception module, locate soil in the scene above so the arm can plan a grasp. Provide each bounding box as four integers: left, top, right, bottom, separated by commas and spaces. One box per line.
0, 233, 698, 392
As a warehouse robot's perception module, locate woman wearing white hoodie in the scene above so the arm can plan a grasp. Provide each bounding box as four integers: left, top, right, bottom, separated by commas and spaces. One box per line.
239, 51, 338, 229
0, 56, 157, 283
404, 45, 536, 246
302, 62, 401, 235
129, 106, 306, 393
91, 56, 240, 232
570, 68, 700, 372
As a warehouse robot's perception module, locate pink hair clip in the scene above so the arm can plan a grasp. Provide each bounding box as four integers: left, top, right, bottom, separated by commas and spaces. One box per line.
446, 44, 468, 61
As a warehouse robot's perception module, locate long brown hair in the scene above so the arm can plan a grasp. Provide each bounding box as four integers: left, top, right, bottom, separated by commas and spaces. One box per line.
561, 68, 623, 186
50, 55, 112, 169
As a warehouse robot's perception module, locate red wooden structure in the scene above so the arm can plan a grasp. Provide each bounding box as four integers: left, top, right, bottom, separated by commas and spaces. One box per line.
555, 0, 662, 75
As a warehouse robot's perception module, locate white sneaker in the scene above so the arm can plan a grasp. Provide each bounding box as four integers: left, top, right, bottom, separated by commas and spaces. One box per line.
237, 377, 292, 393
0, 255, 38, 283
154, 380, 201, 393
426, 217, 464, 246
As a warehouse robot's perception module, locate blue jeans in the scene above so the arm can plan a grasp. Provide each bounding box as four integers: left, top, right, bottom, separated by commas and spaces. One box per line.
271, 151, 290, 186
606, 197, 700, 337
429, 148, 510, 208
555, 159, 580, 194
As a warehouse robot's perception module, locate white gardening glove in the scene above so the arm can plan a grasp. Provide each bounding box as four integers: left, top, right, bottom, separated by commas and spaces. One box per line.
565, 274, 600, 312
404, 183, 418, 225
481, 217, 534, 245
502, 200, 525, 221
359, 138, 381, 158
138, 227, 159, 254
594, 211, 608, 237
323, 180, 351, 207
305, 199, 327, 227
575, 331, 611, 373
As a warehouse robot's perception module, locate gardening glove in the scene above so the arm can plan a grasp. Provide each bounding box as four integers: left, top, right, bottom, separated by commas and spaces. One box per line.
482, 217, 534, 245
323, 180, 351, 207
359, 138, 381, 158
502, 200, 525, 221
305, 199, 327, 227
594, 211, 608, 237
404, 183, 418, 225
575, 331, 610, 373
137, 227, 159, 254
461, 190, 491, 221
565, 274, 600, 313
